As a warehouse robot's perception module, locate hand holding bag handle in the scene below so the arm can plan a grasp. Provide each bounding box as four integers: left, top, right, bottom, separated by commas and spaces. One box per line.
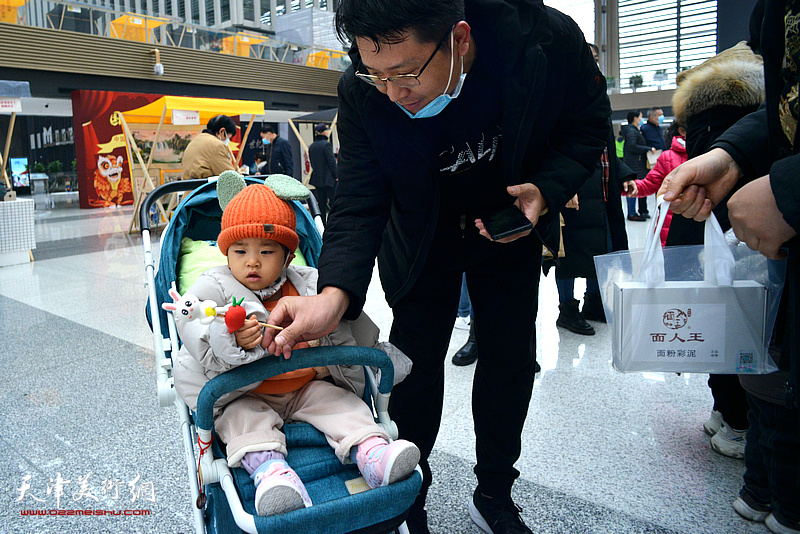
636, 195, 735, 287
636, 196, 671, 286
703, 212, 735, 286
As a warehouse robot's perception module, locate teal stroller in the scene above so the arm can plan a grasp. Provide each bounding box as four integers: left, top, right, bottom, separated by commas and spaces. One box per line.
141, 177, 422, 533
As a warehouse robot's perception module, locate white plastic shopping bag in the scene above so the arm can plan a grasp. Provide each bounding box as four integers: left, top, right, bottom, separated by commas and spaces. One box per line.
594, 198, 784, 374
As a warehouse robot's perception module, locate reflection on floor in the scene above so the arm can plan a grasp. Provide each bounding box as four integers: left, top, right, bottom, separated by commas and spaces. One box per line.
0, 200, 767, 533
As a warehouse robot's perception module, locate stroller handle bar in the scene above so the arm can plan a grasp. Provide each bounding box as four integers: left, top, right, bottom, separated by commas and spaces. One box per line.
139, 176, 324, 234
195, 346, 395, 432
139, 179, 207, 233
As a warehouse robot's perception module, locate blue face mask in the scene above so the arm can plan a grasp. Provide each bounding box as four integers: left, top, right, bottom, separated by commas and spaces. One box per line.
397, 33, 466, 119
657, 115, 665, 124
262, 137, 270, 145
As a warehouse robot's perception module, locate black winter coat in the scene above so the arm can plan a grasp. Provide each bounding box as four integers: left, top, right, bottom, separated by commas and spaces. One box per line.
317, 0, 611, 318
640, 121, 666, 150
308, 135, 337, 189
546, 126, 633, 279
711, 0, 800, 407
264, 135, 294, 177
621, 124, 651, 179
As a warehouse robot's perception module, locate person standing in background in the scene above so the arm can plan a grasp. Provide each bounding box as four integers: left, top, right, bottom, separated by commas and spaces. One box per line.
252, 152, 268, 175
260, 125, 295, 178
663, 41, 766, 461
181, 115, 238, 180
548, 42, 633, 335
637, 107, 667, 219
451, 274, 477, 366
308, 123, 338, 221
624, 121, 688, 246
621, 111, 657, 221
640, 108, 666, 150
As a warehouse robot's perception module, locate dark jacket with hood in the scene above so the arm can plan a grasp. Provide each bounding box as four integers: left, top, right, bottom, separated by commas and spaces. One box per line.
702, 2, 799, 408
317, 0, 611, 319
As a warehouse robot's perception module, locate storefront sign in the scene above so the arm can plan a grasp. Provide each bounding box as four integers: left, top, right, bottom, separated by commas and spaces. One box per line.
0, 98, 22, 113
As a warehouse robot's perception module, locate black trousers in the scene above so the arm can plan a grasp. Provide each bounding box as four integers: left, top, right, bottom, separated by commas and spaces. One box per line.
312, 185, 334, 221
638, 196, 649, 215
742, 393, 800, 525
708, 374, 750, 430
387, 213, 541, 507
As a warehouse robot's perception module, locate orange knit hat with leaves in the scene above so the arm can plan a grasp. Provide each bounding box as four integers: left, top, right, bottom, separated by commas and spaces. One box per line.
217, 184, 298, 255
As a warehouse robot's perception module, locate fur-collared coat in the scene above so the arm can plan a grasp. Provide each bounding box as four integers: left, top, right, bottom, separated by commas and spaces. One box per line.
666, 41, 765, 247
672, 41, 765, 161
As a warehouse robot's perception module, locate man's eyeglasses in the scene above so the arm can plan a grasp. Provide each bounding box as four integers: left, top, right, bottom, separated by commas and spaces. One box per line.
355, 29, 451, 88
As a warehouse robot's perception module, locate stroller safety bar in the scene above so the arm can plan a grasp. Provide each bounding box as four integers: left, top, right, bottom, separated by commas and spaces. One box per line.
220, 465, 257, 534
195, 346, 395, 432
178, 401, 207, 533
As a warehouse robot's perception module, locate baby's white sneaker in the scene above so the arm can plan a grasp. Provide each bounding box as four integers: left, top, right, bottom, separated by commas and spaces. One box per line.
356, 437, 420, 489
253, 460, 312, 516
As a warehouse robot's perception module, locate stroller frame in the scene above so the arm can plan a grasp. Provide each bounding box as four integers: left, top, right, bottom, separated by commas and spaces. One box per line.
140, 178, 418, 534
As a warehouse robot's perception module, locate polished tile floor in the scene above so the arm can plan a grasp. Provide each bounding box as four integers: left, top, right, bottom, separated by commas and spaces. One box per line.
0, 198, 769, 533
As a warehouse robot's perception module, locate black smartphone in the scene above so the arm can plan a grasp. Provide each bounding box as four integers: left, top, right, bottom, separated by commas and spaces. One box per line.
482, 205, 533, 240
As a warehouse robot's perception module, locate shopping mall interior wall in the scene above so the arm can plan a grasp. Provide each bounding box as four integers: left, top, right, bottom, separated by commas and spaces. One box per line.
1, 67, 338, 113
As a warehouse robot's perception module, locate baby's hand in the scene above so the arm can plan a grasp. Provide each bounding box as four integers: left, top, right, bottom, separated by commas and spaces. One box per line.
313, 366, 331, 378
234, 314, 263, 350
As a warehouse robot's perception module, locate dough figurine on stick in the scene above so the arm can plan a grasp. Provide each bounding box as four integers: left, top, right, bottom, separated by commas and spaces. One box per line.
162, 289, 282, 331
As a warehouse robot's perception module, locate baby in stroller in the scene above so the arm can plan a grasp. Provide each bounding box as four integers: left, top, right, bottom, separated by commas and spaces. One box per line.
167, 174, 420, 518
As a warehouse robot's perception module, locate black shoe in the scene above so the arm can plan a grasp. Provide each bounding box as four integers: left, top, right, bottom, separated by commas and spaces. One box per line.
641, 212, 651, 219
452, 341, 478, 366
627, 214, 647, 222
581, 292, 606, 323
469, 488, 532, 534
556, 299, 595, 335
452, 322, 478, 366
405, 505, 430, 534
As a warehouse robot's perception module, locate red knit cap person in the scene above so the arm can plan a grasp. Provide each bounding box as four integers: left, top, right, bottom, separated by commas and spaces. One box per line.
217, 184, 299, 256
